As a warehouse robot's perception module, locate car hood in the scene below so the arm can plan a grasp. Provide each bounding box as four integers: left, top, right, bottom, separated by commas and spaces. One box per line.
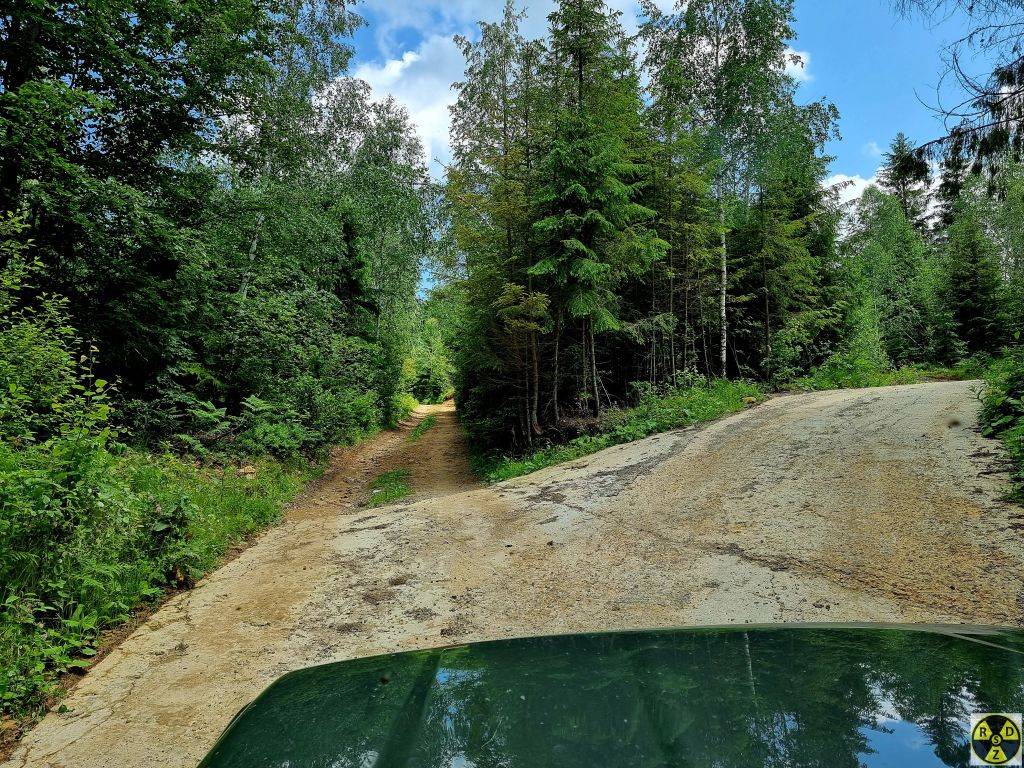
199, 624, 1024, 768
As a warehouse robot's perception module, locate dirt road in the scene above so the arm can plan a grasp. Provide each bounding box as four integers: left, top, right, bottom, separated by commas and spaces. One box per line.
7, 382, 1024, 768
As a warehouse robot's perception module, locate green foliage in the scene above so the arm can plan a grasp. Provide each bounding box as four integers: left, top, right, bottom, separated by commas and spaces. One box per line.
2, 0, 436, 460
878, 132, 932, 229
477, 378, 762, 482
367, 469, 412, 507
934, 190, 1007, 358
448, 0, 842, 451
0, 206, 314, 715
409, 416, 437, 442
845, 188, 932, 367
0, 444, 307, 713
793, 353, 983, 392
390, 394, 420, 428
980, 349, 1024, 500
409, 309, 455, 405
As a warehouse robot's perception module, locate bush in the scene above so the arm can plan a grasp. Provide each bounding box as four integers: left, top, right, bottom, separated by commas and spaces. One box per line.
0, 226, 311, 715
390, 393, 419, 427
980, 349, 1024, 499
0, 441, 308, 714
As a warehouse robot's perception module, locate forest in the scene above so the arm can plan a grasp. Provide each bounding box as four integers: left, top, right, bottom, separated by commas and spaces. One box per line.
443, 0, 1022, 457
2, 0, 1024, 729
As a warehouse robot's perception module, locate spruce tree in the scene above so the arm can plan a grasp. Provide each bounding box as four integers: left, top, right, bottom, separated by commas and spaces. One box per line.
640, 0, 798, 377
848, 188, 932, 366
938, 195, 1006, 356
879, 133, 932, 230
531, 0, 665, 415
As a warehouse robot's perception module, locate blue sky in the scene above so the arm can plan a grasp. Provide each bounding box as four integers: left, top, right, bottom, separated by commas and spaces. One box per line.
349, 0, 978, 201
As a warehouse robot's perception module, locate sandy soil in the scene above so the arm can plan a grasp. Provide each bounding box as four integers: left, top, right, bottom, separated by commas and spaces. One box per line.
6, 382, 1024, 768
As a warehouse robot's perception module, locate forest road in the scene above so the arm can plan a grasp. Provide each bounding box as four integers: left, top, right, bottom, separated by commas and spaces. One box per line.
7, 381, 1024, 768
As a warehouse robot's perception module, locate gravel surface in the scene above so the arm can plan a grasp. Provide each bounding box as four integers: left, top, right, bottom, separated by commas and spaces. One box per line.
6, 382, 1023, 768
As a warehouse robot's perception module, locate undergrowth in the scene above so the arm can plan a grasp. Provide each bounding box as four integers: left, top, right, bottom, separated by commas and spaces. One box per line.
980, 349, 1024, 500
475, 378, 763, 483
790, 352, 987, 392
0, 446, 310, 715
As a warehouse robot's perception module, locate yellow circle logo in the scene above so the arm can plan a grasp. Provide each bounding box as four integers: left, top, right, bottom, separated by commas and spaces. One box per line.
972, 714, 1022, 766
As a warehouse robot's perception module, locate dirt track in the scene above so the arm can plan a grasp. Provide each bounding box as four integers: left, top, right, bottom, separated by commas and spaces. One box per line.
7, 382, 1024, 768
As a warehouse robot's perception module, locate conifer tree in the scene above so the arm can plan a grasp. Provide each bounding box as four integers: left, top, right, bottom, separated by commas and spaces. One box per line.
879, 133, 932, 230
937, 193, 1006, 356
848, 188, 933, 366
640, 0, 797, 376
531, 0, 665, 415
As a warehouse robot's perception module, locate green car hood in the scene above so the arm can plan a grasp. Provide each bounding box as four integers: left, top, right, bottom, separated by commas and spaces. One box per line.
199, 624, 1024, 768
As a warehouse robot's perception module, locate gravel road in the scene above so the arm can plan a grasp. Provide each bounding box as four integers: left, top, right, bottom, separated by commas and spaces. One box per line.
6, 382, 1023, 768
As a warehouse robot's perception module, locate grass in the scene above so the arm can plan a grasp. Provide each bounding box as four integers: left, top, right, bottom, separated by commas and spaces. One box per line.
476, 378, 764, 483
367, 469, 412, 506
474, 353, 1000, 486
409, 415, 437, 442
790, 355, 986, 392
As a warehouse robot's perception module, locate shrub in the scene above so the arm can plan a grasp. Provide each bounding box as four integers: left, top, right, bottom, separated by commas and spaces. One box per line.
980, 349, 1024, 499
0, 221, 311, 714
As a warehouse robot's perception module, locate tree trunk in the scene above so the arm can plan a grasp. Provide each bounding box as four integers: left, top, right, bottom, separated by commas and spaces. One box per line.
530, 331, 541, 435
589, 319, 600, 416
719, 207, 728, 378
238, 211, 266, 302
650, 262, 657, 384
669, 241, 677, 387
551, 312, 562, 423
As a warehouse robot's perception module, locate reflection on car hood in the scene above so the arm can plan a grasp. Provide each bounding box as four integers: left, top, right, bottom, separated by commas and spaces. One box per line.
198, 624, 1024, 768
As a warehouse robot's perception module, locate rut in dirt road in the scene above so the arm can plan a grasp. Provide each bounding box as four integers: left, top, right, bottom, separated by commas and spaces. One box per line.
7, 382, 1024, 768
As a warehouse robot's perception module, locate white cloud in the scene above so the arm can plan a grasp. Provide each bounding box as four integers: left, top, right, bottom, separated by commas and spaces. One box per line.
825, 172, 878, 207
353, 34, 466, 174
354, 3, 813, 177
785, 48, 812, 83
862, 141, 883, 159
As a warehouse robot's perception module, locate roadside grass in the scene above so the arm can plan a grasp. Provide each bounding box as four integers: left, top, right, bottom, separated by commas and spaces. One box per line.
789, 354, 986, 392
409, 415, 437, 442
367, 469, 412, 506
979, 349, 1024, 500
476, 378, 764, 483
0, 449, 312, 718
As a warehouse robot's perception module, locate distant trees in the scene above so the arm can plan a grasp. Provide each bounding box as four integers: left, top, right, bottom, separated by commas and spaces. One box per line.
845, 189, 932, 367
841, 171, 1015, 371
643, 0, 803, 377
938, 194, 1006, 356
